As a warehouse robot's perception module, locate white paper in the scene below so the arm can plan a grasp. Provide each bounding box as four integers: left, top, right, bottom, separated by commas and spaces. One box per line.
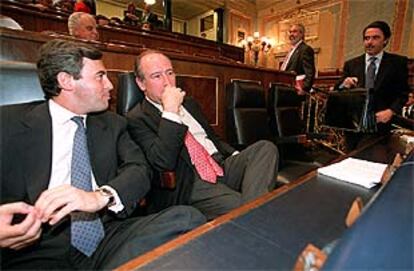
317, 157, 387, 188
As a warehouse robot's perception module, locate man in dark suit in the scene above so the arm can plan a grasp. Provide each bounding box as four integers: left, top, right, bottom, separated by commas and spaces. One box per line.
141, 3, 160, 30
335, 21, 409, 148
280, 23, 315, 95
127, 50, 279, 220
0, 40, 205, 270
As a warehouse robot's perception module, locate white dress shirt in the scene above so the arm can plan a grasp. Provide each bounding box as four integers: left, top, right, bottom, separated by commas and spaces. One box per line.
365, 51, 383, 76
281, 40, 302, 71
146, 97, 220, 155
48, 100, 124, 212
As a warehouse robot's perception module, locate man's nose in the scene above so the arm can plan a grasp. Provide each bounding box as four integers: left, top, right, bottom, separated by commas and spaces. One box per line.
162, 73, 172, 86
93, 28, 99, 39
105, 77, 114, 91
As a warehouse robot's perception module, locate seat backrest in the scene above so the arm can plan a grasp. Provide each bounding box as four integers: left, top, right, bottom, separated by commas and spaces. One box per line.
116, 71, 145, 116
268, 83, 305, 137
0, 61, 45, 106
226, 80, 272, 148
321, 88, 370, 132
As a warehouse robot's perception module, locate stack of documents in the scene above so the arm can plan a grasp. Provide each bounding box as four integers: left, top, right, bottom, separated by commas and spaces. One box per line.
317, 157, 387, 188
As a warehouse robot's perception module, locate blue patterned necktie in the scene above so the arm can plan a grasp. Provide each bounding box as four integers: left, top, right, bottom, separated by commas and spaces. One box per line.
70, 116, 104, 257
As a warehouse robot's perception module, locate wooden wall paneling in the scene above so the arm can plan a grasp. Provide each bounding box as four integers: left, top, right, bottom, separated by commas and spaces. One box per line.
0, 0, 244, 62
177, 75, 219, 126
1, 2, 69, 33
0, 27, 294, 139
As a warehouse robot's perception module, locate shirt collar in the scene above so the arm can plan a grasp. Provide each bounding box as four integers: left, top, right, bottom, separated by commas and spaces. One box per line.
145, 96, 164, 112
290, 40, 303, 51
145, 96, 185, 117
365, 51, 384, 63
48, 99, 87, 126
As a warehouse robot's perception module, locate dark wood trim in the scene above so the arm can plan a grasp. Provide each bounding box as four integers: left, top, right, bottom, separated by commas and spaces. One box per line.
115, 136, 386, 271
0, 28, 295, 139
0, 0, 244, 62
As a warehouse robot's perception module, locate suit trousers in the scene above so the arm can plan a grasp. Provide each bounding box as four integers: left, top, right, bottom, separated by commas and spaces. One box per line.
190, 140, 278, 220
2, 206, 205, 270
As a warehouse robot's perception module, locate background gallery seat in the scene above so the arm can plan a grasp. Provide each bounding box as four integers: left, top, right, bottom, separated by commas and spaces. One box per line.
0, 61, 45, 106
225, 80, 331, 185
268, 83, 338, 181
226, 80, 273, 150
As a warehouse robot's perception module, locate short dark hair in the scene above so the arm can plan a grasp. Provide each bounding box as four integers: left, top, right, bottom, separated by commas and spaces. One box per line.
134, 49, 167, 81
363, 21, 391, 40
37, 39, 102, 99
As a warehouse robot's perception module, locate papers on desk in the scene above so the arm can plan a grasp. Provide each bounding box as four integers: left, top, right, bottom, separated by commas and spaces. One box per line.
317, 158, 387, 189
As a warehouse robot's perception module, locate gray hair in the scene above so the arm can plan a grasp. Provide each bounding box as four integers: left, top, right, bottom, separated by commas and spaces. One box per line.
293, 23, 306, 37
134, 49, 168, 81
68, 12, 92, 36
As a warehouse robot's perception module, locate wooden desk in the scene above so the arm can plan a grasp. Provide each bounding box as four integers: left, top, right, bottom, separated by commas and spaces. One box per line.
116, 135, 408, 270
323, 149, 413, 270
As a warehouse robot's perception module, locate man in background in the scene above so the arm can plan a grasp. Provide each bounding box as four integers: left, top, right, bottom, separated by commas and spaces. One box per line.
280, 23, 316, 95
68, 12, 99, 41
141, 3, 160, 30
335, 21, 409, 149
402, 91, 414, 119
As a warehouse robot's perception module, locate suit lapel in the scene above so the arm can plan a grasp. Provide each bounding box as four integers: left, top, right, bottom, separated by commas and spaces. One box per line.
356, 55, 366, 88
20, 103, 52, 203
374, 52, 389, 90
286, 43, 301, 71
86, 115, 109, 185
141, 99, 163, 132
142, 99, 195, 165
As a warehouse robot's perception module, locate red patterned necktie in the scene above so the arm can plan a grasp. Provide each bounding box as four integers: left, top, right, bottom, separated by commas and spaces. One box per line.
184, 131, 223, 184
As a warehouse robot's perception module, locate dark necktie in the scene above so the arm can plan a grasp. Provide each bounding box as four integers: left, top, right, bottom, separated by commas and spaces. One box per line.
184, 131, 223, 183
70, 116, 104, 257
365, 57, 377, 89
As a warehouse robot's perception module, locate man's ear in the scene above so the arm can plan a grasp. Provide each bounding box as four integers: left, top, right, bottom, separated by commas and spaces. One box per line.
57, 71, 74, 91
135, 77, 146, 92
383, 38, 389, 47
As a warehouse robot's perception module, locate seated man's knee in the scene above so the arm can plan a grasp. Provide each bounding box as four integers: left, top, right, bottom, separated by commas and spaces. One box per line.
167, 205, 206, 229
220, 193, 242, 212
254, 140, 279, 157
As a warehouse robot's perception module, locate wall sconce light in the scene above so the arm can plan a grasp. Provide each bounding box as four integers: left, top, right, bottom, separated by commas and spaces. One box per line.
241, 32, 273, 66
144, 0, 156, 5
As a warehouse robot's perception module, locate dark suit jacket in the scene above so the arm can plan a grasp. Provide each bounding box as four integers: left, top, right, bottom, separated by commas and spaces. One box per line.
285, 41, 316, 92
1, 101, 151, 263
335, 52, 409, 116
127, 97, 235, 212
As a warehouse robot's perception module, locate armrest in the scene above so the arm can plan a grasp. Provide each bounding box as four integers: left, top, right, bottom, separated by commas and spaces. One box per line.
160, 171, 176, 189
392, 114, 414, 130
275, 135, 308, 144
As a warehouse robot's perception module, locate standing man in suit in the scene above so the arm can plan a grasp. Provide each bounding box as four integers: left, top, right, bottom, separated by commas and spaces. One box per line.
0, 40, 205, 270
335, 21, 409, 148
280, 23, 316, 95
141, 3, 159, 30
127, 50, 279, 220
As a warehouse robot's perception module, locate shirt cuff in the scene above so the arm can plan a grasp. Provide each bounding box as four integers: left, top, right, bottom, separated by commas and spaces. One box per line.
232, 151, 240, 156
162, 111, 182, 124
100, 185, 125, 213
